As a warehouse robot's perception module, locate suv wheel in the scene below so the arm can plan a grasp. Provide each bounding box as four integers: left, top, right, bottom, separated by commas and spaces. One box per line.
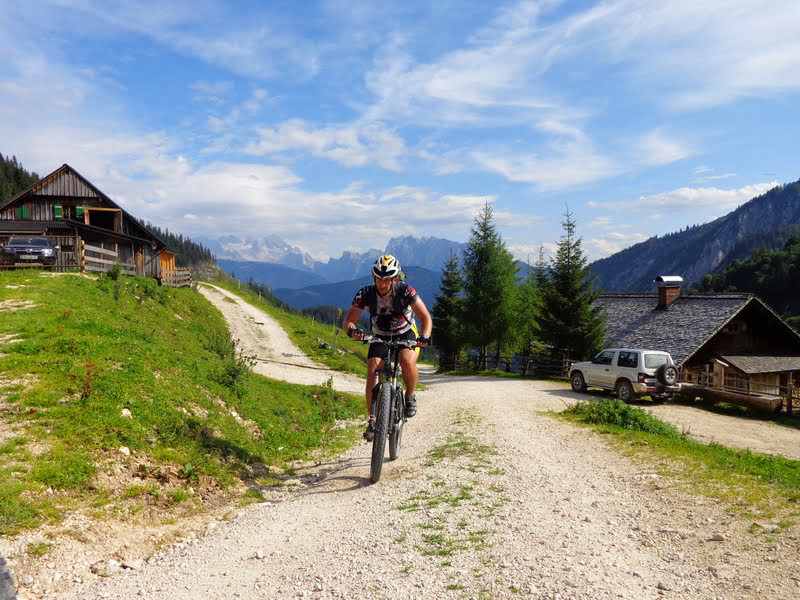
656, 364, 679, 386
570, 371, 586, 393
616, 380, 635, 403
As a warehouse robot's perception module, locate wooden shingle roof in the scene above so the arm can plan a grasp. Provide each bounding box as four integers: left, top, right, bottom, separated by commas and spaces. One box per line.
597, 293, 753, 366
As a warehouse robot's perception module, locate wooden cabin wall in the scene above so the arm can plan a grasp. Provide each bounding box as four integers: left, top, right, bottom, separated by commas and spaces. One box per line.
1, 198, 103, 221
142, 246, 159, 277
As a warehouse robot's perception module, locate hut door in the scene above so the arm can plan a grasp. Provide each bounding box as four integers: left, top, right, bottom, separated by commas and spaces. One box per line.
136, 249, 144, 276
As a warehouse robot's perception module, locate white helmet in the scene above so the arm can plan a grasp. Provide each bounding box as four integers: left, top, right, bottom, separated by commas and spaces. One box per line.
372, 254, 401, 279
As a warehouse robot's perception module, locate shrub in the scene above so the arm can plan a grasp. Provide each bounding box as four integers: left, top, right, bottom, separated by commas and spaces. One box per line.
567, 398, 683, 438
107, 263, 122, 281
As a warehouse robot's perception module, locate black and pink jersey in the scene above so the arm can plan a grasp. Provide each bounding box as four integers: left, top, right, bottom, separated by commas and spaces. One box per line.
352, 282, 418, 335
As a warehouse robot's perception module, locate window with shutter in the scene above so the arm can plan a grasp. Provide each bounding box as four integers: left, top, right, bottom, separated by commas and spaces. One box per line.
15, 205, 30, 219
75, 206, 85, 219
54, 205, 63, 219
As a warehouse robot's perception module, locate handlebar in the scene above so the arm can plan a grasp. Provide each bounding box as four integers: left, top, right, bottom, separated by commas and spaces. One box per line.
360, 334, 418, 348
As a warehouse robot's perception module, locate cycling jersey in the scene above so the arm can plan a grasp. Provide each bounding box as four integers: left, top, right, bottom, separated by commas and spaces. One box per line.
352, 282, 418, 335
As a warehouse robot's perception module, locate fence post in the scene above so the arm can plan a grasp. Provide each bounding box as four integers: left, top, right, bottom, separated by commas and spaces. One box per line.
79, 239, 85, 272
787, 380, 794, 417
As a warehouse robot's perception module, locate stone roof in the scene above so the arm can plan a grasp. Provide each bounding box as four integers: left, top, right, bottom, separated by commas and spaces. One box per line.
597, 293, 752, 366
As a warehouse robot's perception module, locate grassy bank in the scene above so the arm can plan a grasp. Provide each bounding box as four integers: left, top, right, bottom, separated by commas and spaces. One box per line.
557, 399, 800, 522
0, 270, 362, 535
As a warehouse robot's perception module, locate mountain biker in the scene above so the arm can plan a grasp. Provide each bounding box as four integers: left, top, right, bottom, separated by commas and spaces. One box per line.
343, 255, 432, 441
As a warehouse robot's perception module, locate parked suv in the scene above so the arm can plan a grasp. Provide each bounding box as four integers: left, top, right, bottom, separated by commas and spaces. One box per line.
0, 237, 59, 266
569, 348, 680, 403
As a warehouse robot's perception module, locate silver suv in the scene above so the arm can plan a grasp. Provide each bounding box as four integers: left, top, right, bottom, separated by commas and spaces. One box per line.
569, 348, 680, 403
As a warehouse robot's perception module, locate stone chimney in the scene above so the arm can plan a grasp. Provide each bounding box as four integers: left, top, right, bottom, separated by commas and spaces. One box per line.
654, 275, 683, 309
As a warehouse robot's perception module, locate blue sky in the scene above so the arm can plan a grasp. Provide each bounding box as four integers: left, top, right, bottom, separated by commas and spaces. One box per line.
1, 0, 799, 262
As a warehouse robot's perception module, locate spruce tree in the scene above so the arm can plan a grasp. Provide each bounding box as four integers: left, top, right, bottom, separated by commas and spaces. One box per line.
462, 202, 518, 369
432, 252, 464, 371
539, 208, 605, 362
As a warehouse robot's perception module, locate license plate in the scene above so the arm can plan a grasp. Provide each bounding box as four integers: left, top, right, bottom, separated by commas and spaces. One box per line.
19, 255, 38, 260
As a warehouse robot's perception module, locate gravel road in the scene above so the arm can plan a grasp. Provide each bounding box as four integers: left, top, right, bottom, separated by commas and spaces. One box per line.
45, 286, 800, 599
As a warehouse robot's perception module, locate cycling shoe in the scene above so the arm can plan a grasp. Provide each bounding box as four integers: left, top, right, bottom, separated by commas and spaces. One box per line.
404, 395, 417, 418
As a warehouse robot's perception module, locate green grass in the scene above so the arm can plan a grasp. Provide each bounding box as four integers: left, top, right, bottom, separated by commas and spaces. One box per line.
560, 399, 800, 518
26, 541, 51, 557
0, 269, 363, 534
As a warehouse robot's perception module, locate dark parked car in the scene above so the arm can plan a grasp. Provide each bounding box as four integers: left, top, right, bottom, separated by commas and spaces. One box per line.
0, 237, 59, 266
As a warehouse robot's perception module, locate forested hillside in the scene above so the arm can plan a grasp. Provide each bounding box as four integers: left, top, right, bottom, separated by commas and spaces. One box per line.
0, 153, 39, 205
695, 236, 800, 329
590, 180, 800, 291
138, 220, 216, 268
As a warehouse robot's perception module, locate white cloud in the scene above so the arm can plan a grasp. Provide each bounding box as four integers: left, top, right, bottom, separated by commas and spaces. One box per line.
245, 119, 406, 171
471, 144, 620, 190
599, 182, 778, 213
636, 130, 693, 167
584, 231, 649, 261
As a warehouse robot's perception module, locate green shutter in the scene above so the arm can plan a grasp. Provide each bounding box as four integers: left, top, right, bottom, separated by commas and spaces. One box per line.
22, 205, 30, 219
15, 206, 23, 219
54, 205, 63, 220
75, 206, 85, 219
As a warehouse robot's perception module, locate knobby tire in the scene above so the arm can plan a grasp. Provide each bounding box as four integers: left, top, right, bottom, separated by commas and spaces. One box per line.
370, 383, 391, 484
0, 555, 15, 600
389, 387, 404, 461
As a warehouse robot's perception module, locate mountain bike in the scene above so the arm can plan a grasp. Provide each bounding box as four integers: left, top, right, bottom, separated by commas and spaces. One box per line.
0, 554, 15, 600
361, 335, 417, 484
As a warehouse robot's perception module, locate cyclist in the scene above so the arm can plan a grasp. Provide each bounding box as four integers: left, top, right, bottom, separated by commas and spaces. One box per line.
343, 255, 432, 440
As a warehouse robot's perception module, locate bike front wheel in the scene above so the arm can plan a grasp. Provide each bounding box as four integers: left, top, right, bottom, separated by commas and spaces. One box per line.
0, 554, 16, 600
389, 387, 404, 461
370, 382, 392, 484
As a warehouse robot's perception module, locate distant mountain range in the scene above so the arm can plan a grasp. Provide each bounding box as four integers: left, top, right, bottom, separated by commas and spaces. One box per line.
589, 179, 800, 292
272, 266, 444, 311
209, 235, 467, 291
209, 177, 800, 304
216, 259, 327, 289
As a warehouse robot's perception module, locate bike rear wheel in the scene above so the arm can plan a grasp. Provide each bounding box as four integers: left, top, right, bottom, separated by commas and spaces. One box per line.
389, 386, 404, 461
0, 554, 16, 600
370, 383, 392, 484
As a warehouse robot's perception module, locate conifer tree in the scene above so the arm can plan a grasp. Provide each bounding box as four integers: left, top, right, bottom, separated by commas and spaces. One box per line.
539, 208, 605, 361
462, 202, 518, 368
432, 252, 464, 371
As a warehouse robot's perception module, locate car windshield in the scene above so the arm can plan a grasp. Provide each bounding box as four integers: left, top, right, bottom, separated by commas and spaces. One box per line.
7, 237, 50, 247
644, 353, 670, 368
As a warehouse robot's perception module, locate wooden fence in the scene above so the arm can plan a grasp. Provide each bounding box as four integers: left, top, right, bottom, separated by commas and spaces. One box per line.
161, 268, 192, 288
438, 353, 573, 379
81, 241, 137, 276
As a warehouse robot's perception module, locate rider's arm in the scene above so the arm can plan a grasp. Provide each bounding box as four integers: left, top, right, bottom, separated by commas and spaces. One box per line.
343, 305, 364, 337
411, 297, 432, 338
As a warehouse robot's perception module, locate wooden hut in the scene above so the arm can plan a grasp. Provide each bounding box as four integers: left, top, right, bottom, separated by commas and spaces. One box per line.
597, 277, 800, 412
0, 163, 170, 279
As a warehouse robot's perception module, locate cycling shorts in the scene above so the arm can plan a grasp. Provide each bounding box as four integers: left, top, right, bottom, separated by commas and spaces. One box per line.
367, 327, 418, 361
